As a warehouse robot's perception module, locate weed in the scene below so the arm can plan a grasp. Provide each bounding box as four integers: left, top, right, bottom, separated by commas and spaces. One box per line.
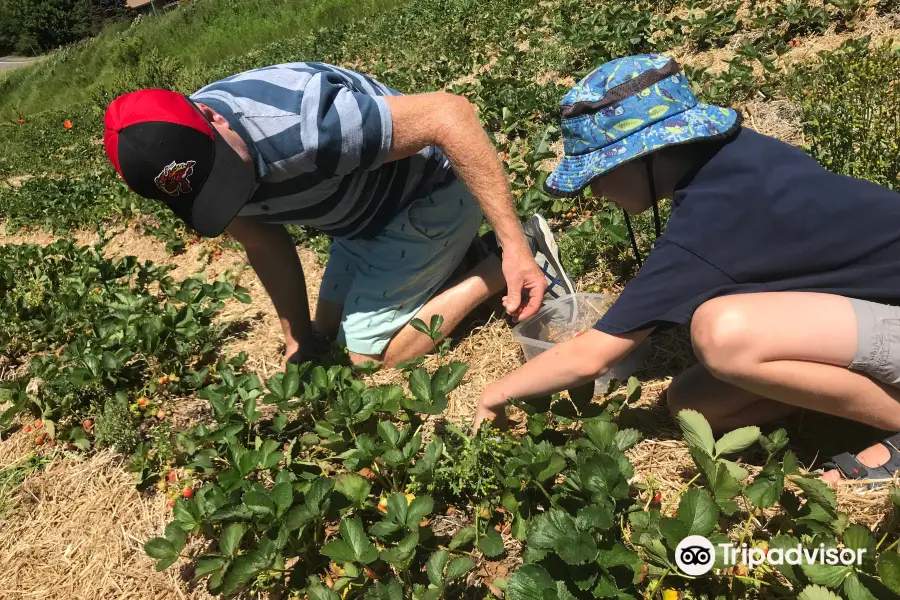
94, 391, 140, 454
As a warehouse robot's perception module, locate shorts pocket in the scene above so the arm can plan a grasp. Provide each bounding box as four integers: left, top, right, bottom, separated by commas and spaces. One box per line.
406, 196, 452, 241
872, 317, 900, 386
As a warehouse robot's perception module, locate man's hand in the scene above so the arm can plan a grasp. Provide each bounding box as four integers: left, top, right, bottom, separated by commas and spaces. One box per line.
284, 340, 302, 368
501, 246, 547, 321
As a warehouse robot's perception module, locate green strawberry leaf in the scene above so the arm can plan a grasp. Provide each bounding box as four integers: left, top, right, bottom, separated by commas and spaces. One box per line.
446, 556, 475, 581
194, 557, 227, 579
745, 461, 784, 509
242, 490, 275, 517
507, 564, 558, 600
479, 528, 505, 557
449, 526, 476, 550
801, 561, 852, 587
527, 509, 597, 565
221, 550, 271, 594
677, 409, 715, 457
792, 476, 838, 517
335, 473, 372, 508
271, 482, 294, 516
714, 426, 760, 456
220, 522, 245, 557
427, 549, 450, 587
676, 488, 719, 536
798, 585, 845, 600
144, 537, 177, 560
877, 552, 900, 593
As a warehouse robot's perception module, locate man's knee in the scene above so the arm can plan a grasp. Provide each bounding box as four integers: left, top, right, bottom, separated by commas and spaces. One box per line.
690, 297, 756, 379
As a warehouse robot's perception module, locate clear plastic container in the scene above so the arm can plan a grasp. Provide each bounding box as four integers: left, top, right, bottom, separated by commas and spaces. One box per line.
511, 293, 652, 395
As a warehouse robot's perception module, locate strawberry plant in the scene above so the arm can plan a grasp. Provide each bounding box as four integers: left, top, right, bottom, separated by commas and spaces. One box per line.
0, 239, 250, 450
626, 409, 900, 599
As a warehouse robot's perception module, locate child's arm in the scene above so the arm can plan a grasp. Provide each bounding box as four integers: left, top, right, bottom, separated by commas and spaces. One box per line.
474, 327, 653, 429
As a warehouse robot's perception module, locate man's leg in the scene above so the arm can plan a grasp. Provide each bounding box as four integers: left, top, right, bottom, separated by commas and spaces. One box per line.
378, 253, 506, 365
316, 251, 506, 365
314, 238, 360, 339
666, 292, 900, 482
336, 180, 491, 365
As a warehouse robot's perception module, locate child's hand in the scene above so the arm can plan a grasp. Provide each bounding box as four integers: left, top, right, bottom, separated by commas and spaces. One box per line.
473, 391, 509, 431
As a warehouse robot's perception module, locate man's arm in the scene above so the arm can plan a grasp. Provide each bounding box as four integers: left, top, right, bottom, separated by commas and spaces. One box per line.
473, 327, 654, 429
226, 217, 314, 362
382, 93, 546, 320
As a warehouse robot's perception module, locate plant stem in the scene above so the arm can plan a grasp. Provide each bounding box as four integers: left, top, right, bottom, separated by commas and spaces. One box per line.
535, 480, 559, 508
661, 474, 700, 515
646, 568, 670, 598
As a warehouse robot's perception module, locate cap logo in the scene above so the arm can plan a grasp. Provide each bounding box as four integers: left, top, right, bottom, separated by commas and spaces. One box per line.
154, 160, 197, 197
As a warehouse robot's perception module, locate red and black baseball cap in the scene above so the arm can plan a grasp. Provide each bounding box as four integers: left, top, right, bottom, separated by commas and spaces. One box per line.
104, 89, 256, 237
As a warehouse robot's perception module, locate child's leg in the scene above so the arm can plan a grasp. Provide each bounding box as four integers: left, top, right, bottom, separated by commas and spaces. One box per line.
666, 363, 798, 432
666, 362, 894, 483
680, 292, 900, 431
666, 292, 900, 483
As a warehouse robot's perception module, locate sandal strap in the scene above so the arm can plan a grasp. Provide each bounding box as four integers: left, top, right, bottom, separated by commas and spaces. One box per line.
828, 452, 870, 480
828, 432, 900, 482
865, 432, 900, 479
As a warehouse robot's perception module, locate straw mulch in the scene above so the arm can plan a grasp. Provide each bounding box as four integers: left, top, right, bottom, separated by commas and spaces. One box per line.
0, 447, 214, 600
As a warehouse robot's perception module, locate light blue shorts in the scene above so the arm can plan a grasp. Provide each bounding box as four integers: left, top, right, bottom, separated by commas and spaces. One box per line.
318, 179, 484, 355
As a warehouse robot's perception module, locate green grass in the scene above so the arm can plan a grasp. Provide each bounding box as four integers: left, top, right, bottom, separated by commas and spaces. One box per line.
0, 0, 407, 115
0, 454, 49, 517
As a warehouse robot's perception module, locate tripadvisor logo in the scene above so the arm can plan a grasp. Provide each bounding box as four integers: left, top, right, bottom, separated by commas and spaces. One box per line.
675, 535, 867, 576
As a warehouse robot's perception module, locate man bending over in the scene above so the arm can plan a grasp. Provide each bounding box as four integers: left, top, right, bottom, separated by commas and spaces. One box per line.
103, 62, 574, 367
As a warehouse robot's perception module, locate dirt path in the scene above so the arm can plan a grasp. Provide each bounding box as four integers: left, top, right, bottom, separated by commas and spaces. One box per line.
0, 56, 42, 73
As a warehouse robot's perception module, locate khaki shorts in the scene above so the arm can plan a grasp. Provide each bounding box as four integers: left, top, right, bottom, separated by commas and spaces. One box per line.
849, 298, 900, 387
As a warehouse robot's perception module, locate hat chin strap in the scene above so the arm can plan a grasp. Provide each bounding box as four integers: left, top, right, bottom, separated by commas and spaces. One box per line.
622, 158, 662, 269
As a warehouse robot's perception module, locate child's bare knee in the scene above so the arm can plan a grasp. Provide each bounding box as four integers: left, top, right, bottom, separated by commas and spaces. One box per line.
691, 298, 755, 378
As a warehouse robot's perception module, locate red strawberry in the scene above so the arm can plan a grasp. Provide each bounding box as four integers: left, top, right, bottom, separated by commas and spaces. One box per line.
34, 419, 42, 428
35, 435, 44, 445
82, 418, 93, 431
652, 491, 662, 503
24, 425, 31, 433
167, 500, 176, 508
182, 487, 194, 499
137, 397, 148, 407
166, 471, 177, 483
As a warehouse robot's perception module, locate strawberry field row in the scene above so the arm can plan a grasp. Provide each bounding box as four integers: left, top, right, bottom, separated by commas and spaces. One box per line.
3, 238, 900, 598
4, 0, 895, 281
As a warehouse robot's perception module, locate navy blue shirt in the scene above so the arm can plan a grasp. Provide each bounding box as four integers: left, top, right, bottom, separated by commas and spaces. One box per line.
595, 127, 900, 335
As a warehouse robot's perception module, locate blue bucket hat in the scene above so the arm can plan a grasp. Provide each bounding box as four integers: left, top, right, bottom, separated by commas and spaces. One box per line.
545, 54, 742, 198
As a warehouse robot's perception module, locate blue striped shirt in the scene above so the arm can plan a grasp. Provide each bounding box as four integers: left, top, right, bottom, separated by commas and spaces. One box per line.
190, 62, 456, 239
